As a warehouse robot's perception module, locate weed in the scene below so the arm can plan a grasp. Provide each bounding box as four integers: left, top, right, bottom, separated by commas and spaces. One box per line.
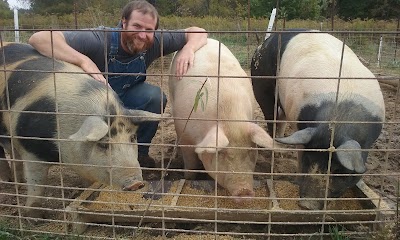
194, 78, 209, 112
329, 225, 350, 240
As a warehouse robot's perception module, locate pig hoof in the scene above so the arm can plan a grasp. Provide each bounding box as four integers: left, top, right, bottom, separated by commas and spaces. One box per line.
122, 181, 145, 191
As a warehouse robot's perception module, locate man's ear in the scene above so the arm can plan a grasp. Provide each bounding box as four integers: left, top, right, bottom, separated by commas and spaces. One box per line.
121, 19, 126, 28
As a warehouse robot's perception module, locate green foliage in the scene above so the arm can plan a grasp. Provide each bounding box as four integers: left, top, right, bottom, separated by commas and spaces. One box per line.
8, 0, 400, 20
30, 0, 75, 15
337, 0, 400, 20
279, 0, 321, 20
329, 225, 350, 240
250, 0, 274, 18
0, 221, 84, 240
21, 0, 130, 15
153, 0, 178, 16
0, 0, 13, 19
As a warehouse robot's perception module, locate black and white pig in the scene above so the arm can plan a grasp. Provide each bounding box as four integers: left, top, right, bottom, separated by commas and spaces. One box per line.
251, 30, 385, 210
169, 38, 278, 202
0, 42, 160, 216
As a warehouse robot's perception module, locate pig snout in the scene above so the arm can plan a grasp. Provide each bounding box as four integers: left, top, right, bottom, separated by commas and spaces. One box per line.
121, 177, 145, 191
231, 188, 256, 203
298, 199, 323, 210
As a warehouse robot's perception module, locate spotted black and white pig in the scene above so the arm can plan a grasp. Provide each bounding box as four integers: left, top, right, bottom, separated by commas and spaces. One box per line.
0, 42, 160, 216
251, 30, 385, 210
169, 38, 277, 202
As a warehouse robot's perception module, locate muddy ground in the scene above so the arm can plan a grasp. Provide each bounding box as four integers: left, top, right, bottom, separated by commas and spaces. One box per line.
0, 65, 399, 239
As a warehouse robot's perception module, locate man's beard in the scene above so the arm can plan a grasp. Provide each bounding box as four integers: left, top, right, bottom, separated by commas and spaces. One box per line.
123, 34, 152, 55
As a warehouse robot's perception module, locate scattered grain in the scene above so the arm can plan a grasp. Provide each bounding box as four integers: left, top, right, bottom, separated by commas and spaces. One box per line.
141, 234, 238, 240
327, 189, 363, 210
274, 180, 302, 210
85, 182, 179, 211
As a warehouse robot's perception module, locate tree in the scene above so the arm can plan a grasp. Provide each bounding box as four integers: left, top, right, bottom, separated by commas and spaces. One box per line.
337, 0, 371, 20
337, 0, 400, 20
278, 0, 321, 20
176, 0, 209, 17
250, 0, 275, 18
0, 0, 13, 18
249, 0, 321, 20
154, 0, 178, 16
17, 0, 128, 15
369, 0, 400, 20
208, 0, 247, 18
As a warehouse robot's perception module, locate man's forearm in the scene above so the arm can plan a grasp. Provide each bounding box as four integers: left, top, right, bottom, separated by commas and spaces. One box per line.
28, 31, 88, 68
184, 27, 208, 52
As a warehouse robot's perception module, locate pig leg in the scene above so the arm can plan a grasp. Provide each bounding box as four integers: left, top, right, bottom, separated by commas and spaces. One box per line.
23, 160, 50, 218
276, 108, 287, 138
9, 151, 24, 183
253, 80, 276, 134
181, 147, 203, 179
0, 148, 12, 181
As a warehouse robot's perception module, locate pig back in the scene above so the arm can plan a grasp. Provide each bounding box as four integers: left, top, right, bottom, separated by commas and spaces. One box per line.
168, 39, 256, 141
0, 42, 124, 157
277, 33, 385, 121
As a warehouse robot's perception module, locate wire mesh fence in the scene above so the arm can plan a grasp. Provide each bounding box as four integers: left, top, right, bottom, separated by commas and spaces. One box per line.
0, 24, 399, 240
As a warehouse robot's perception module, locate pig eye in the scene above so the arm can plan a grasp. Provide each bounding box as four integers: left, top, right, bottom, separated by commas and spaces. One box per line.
130, 134, 137, 142
97, 141, 109, 150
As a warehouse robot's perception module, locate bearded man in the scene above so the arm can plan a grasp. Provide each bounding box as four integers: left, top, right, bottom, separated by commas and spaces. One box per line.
29, 0, 207, 168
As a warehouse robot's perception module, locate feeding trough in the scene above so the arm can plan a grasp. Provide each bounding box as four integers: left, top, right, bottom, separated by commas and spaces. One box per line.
66, 179, 394, 234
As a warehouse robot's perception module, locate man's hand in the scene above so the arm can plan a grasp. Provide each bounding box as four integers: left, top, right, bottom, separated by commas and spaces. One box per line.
80, 59, 108, 85
175, 27, 208, 80
175, 46, 195, 80
29, 31, 110, 86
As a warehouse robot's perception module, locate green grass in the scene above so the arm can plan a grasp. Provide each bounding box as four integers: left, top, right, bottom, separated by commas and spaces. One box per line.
0, 221, 82, 240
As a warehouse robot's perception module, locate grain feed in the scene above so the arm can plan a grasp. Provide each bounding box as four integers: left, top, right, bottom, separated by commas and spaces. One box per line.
274, 180, 364, 210
85, 182, 179, 211
274, 180, 302, 210
327, 189, 363, 210
151, 234, 239, 239
177, 183, 271, 210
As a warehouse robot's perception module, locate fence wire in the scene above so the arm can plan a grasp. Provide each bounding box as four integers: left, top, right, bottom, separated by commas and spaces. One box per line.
0, 27, 399, 240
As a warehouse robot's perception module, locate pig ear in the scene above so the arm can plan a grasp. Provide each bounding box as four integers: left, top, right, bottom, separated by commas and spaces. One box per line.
69, 116, 109, 141
275, 127, 316, 145
336, 140, 366, 173
248, 123, 275, 148
125, 109, 162, 123
195, 126, 229, 154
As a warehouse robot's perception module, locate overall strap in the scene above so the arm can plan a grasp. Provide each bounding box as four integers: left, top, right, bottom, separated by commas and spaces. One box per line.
109, 28, 121, 59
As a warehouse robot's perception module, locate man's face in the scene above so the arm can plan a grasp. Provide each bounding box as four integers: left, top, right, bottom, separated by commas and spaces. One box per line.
121, 10, 157, 54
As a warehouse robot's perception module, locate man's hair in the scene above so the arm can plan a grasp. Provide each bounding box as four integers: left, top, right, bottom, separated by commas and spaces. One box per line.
121, 0, 159, 30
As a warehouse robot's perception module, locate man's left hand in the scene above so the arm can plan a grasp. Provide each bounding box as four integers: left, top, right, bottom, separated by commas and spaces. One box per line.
175, 46, 195, 80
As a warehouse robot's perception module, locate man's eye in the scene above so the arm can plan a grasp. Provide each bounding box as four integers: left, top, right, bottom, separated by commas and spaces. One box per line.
132, 24, 141, 29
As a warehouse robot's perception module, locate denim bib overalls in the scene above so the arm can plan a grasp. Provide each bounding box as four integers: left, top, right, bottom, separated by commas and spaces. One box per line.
107, 29, 166, 156
108, 29, 147, 97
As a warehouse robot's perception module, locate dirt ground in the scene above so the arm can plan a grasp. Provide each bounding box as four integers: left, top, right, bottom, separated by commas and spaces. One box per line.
0, 65, 399, 239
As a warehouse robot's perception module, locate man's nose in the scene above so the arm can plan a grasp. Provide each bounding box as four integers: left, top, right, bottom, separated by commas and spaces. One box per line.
138, 31, 147, 39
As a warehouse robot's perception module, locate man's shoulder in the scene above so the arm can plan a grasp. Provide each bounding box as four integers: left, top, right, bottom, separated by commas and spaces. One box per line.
153, 29, 186, 46
63, 28, 112, 43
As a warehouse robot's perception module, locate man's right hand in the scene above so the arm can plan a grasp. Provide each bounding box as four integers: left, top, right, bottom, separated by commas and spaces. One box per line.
80, 58, 108, 85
